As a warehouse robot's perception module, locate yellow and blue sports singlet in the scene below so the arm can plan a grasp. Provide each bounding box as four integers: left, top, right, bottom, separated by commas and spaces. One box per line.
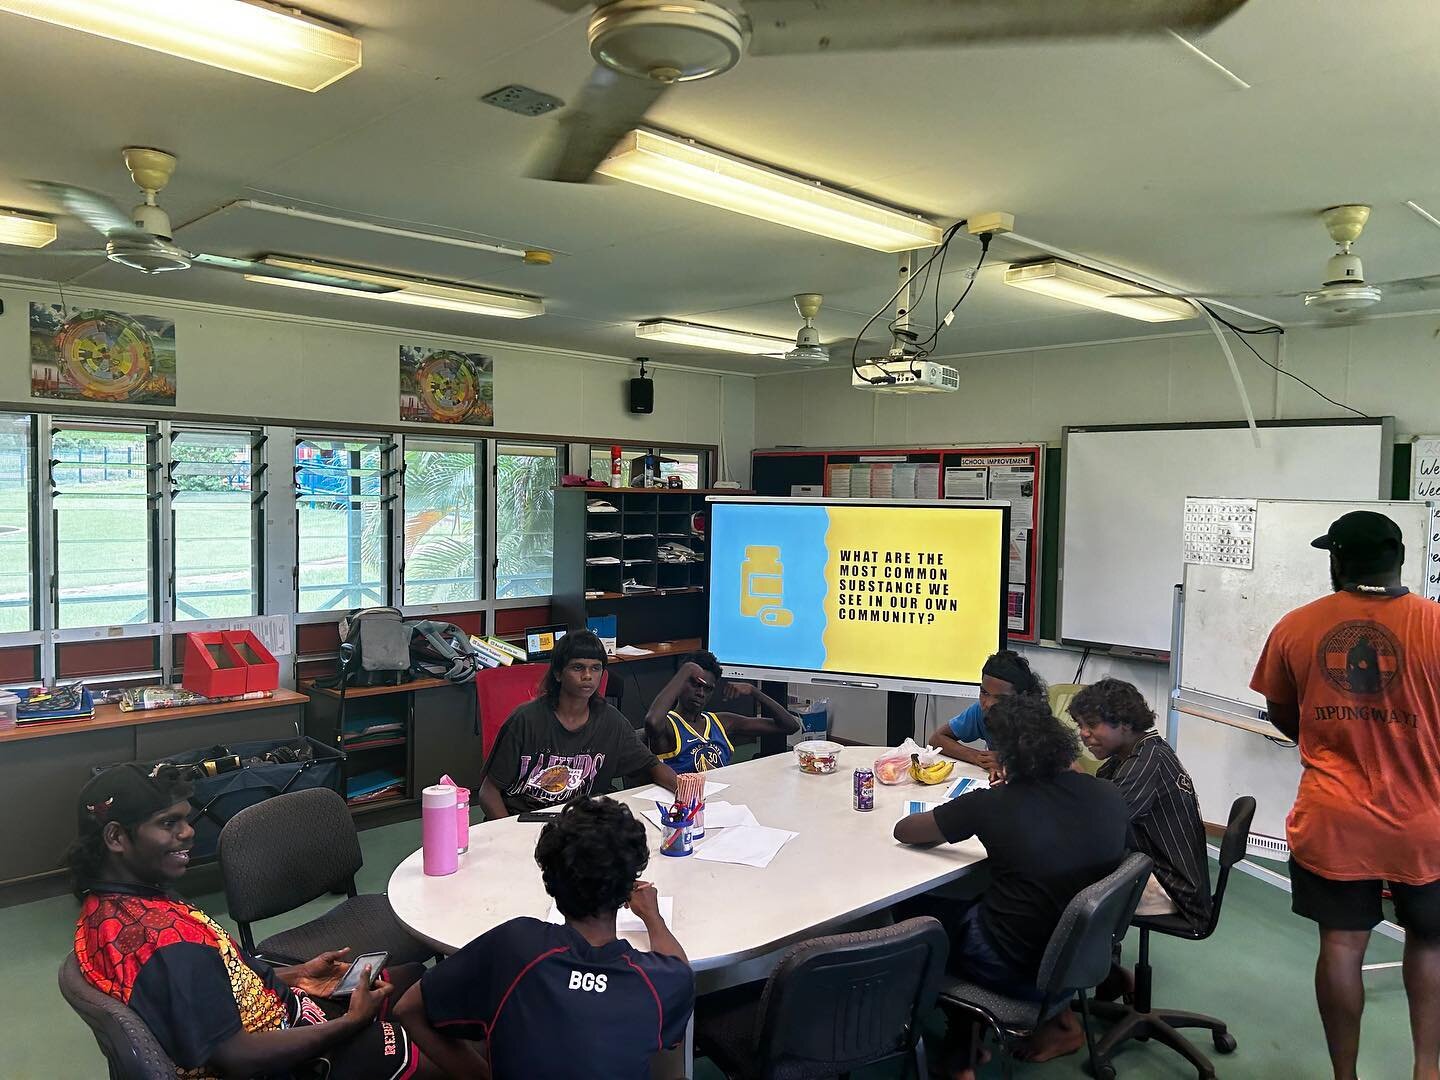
657, 710, 735, 773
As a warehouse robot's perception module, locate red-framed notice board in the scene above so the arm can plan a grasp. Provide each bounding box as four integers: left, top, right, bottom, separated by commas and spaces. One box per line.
750, 444, 1044, 643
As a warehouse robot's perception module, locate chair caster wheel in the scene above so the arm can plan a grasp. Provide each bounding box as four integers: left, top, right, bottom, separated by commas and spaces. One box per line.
1084, 1061, 1117, 1080
1213, 1031, 1238, 1054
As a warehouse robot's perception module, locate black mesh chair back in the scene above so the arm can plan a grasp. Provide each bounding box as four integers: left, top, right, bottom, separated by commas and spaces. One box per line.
753, 916, 949, 1075
1201, 794, 1257, 938
219, 787, 363, 946
59, 952, 177, 1080
1035, 852, 1153, 1009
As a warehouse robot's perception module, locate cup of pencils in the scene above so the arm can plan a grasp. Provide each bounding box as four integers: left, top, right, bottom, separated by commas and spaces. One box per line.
658, 799, 696, 857
676, 773, 706, 839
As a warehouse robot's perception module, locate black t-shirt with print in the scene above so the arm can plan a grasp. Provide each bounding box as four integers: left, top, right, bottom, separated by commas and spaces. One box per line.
483, 698, 659, 814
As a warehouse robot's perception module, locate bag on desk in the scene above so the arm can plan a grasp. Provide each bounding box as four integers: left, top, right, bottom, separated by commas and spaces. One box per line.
324, 607, 410, 688
406, 620, 480, 684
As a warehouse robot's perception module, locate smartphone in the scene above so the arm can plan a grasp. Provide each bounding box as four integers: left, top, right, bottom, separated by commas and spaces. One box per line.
517, 811, 559, 823
332, 951, 388, 997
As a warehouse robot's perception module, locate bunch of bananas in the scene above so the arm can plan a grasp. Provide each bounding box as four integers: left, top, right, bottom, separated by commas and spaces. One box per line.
909, 754, 955, 785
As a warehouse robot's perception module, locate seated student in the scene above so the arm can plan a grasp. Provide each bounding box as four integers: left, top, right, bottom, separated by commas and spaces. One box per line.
644, 651, 799, 772
68, 763, 437, 1080
478, 630, 679, 818
896, 695, 1129, 1077
1071, 678, 1212, 929
927, 650, 1045, 780
395, 796, 694, 1079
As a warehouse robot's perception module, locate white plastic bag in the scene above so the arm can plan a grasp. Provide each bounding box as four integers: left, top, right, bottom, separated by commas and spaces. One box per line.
873, 738, 947, 784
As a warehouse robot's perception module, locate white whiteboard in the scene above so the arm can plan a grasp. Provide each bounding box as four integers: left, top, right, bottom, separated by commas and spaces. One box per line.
1175, 497, 1430, 840
1181, 499, 1430, 707
1060, 420, 1391, 652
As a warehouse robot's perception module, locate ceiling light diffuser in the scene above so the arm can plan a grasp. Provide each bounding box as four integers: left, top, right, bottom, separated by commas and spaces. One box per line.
597, 129, 944, 253
0, 0, 362, 92
0, 208, 56, 248
1002, 259, 1196, 322
635, 319, 792, 356
246, 257, 544, 319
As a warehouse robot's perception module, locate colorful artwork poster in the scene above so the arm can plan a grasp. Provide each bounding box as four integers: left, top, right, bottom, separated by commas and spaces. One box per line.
30, 302, 177, 405
400, 345, 494, 426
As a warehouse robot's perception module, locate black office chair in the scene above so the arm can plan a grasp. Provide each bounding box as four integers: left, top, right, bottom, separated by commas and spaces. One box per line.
59, 952, 177, 1080
218, 787, 433, 965
939, 851, 1153, 1080
1088, 795, 1257, 1079
694, 915, 949, 1079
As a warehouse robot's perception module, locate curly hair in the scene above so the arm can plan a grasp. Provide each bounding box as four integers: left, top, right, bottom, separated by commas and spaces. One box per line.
985, 694, 1079, 782
1069, 678, 1156, 734
540, 629, 609, 708
982, 650, 1046, 698
689, 650, 723, 683
534, 796, 650, 919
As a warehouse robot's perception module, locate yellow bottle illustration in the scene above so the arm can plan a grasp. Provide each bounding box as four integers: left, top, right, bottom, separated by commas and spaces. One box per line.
740, 545, 794, 627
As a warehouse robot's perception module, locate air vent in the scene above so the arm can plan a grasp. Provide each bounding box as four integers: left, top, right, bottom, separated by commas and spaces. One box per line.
482, 85, 564, 117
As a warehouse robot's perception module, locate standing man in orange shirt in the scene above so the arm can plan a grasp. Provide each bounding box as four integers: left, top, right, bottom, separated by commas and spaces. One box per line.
1252, 511, 1440, 1080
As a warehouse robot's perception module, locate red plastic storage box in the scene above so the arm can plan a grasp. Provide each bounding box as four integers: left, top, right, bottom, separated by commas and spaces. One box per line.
222, 630, 280, 693
182, 633, 248, 698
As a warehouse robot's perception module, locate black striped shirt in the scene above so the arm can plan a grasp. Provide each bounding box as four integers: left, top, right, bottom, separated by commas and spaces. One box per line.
1097, 732, 1213, 931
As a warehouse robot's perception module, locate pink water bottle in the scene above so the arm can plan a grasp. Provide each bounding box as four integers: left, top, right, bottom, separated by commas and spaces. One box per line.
422, 785, 459, 876
455, 787, 470, 854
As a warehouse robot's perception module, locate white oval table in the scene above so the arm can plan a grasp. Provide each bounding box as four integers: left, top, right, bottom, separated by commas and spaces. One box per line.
388, 747, 988, 1075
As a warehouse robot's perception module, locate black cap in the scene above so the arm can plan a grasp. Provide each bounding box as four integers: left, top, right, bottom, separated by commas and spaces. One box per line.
76, 763, 193, 838
1311, 510, 1403, 561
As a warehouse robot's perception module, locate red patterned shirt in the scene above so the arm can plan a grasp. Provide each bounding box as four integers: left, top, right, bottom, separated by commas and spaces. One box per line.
75, 884, 323, 1078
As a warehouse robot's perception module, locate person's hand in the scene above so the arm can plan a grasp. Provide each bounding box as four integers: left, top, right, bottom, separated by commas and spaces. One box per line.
972, 749, 998, 772
343, 967, 392, 1028
722, 681, 754, 701
989, 763, 1007, 787
289, 948, 352, 997
627, 880, 662, 924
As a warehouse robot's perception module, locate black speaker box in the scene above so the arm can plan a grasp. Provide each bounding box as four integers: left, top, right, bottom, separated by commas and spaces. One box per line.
629, 376, 654, 414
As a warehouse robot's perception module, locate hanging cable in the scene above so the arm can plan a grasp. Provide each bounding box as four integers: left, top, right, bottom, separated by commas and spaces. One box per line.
851, 221, 965, 384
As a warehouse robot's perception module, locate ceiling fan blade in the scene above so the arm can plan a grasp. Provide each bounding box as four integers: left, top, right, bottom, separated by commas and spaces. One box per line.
746, 0, 1249, 55
1370, 273, 1440, 296
528, 66, 669, 183
29, 180, 142, 240
191, 252, 397, 293
1108, 287, 1308, 301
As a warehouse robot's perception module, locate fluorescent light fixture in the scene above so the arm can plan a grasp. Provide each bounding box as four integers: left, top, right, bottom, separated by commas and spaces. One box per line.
246, 257, 544, 319
1002, 259, 1196, 322
0, 208, 56, 248
0, 0, 362, 92
597, 129, 944, 253
636, 319, 792, 356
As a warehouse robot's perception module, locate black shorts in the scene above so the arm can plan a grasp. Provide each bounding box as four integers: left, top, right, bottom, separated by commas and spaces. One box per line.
295, 964, 424, 1080
1290, 857, 1440, 940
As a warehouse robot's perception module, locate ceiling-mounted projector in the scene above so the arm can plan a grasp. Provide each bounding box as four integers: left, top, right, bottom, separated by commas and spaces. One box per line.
852, 358, 959, 393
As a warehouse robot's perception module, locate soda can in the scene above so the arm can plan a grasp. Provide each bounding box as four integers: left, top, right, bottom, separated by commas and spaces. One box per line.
853, 767, 875, 812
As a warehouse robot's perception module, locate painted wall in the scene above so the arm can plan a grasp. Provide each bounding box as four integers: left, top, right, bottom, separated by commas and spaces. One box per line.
0, 277, 756, 484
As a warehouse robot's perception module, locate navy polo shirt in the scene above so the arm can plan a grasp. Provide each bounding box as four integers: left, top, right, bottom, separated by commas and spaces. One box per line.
421, 916, 694, 1079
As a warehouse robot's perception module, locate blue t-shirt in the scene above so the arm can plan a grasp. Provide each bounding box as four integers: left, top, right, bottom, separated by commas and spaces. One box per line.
421, 917, 694, 1079
947, 702, 990, 746
657, 710, 735, 773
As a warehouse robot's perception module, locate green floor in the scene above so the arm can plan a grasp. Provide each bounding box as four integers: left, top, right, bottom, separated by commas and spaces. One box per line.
2, 820, 1412, 1080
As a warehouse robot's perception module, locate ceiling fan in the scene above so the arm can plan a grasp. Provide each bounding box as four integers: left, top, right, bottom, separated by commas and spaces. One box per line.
1113, 204, 1440, 323
783, 292, 829, 366
31, 148, 392, 294
530, 0, 1250, 182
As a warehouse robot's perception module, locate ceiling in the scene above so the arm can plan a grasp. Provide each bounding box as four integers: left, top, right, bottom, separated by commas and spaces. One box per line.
2, 1, 1440, 376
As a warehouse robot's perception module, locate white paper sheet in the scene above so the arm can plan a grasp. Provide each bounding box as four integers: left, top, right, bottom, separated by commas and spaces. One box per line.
548, 897, 672, 932
614, 645, 653, 658
692, 825, 797, 868
627, 781, 728, 803
641, 801, 758, 830
897, 799, 944, 823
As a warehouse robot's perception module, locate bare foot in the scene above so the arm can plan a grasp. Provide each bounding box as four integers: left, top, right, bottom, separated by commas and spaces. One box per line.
1017, 1011, 1086, 1062
1095, 962, 1135, 1003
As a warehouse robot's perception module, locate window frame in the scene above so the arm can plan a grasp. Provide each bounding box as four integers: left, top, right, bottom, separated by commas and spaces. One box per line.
494, 441, 565, 604
398, 434, 487, 615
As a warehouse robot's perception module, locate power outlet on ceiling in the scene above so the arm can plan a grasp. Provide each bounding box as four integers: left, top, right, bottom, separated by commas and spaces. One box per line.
481, 85, 564, 117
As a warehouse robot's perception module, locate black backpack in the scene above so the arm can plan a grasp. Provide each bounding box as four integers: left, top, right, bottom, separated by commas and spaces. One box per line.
322, 607, 411, 688
406, 620, 480, 684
